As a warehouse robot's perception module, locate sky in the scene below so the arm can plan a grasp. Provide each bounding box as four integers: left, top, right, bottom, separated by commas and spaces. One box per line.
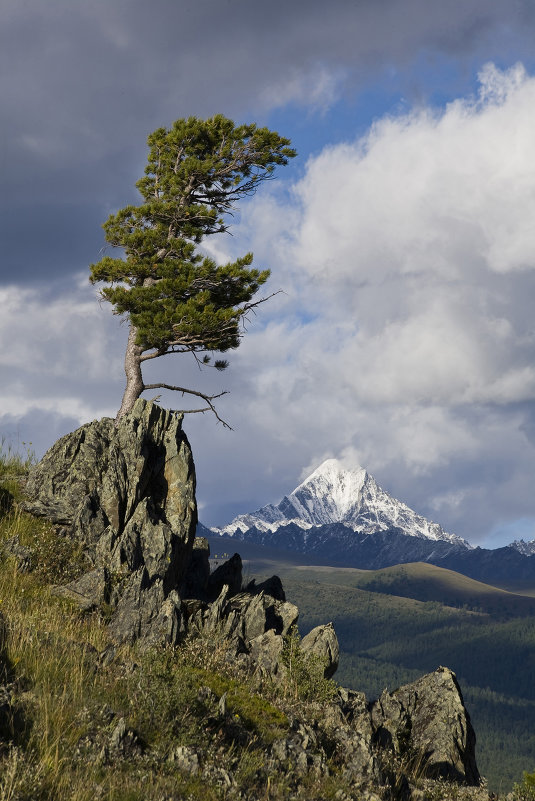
3, 1, 535, 548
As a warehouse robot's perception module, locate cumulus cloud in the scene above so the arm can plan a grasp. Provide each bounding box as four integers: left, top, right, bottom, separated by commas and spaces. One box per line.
5, 48, 535, 546
0, 280, 125, 447
215, 63, 535, 542
264, 63, 535, 412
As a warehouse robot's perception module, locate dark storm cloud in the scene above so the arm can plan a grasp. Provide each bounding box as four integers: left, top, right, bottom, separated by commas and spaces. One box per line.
2, 0, 535, 285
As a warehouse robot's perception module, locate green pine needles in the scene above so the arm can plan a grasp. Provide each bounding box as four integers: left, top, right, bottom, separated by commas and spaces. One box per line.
89, 115, 295, 423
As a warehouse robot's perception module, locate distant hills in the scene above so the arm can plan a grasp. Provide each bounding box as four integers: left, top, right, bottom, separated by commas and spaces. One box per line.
204, 458, 535, 589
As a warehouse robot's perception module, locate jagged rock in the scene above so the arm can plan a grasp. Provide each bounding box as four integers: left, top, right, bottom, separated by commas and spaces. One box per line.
246, 575, 286, 601
108, 568, 184, 647
53, 568, 110, 611
248, 629, 285, 675
24, 399, 196, 540
271, 720, 327, 778
370, 666, 480, 785
206, 552, 242, 600
22, 400, 197, 646
181, 537, 210, 599
1, 535, 32, 572
278, 670, 480, 796
170, 744, 200, 774
301, 623, 339, 679
185, 583, 299, 672
313, 688, 378, 786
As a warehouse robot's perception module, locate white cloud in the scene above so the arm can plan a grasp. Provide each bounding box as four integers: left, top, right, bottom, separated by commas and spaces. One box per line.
6, 64, 535, 546
217, 63, 535, 541
260, 63, 535, 414
0, 281, 124, 382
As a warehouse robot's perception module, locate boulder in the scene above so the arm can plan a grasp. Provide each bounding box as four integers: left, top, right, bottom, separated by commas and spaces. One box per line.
248, 630, 285, 675
301, 623, 339, 679
370, 666, 480, 785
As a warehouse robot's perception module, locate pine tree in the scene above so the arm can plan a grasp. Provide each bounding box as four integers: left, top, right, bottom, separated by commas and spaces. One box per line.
90, 115, 295, 422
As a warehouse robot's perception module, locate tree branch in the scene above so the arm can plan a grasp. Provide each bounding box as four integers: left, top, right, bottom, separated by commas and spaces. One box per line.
142, 383, 231, 428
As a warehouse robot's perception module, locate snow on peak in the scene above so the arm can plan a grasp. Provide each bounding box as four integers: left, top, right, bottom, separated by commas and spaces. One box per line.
290, 459, 368, 524
509, 538, 535, 556
214, 458, 469, 549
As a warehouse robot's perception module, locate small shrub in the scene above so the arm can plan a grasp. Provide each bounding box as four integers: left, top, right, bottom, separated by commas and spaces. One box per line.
281, 626, 338, 703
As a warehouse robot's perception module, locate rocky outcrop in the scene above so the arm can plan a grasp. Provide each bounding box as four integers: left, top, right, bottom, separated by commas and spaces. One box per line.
301, 622, 340, 679
16, 400, 482, 796
370, 667, 480, 785
23, 399, 197, 646
266, 668, 480, 796
182, 581, 299, 668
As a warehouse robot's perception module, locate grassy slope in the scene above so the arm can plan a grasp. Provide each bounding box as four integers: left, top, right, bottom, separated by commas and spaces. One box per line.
1, 465, 531, 797
239, 555, 535, 793
0, 468, 348, 801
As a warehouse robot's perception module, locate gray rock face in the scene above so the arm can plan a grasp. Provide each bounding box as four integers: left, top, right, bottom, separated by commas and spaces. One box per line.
301, 623, 340, 679
370, 666, 480, 785
180, 537, 210, 599
281, 668, 480, 795
206, 552, 242, 600
184, 582, 299, 659
23, 399, 197, 646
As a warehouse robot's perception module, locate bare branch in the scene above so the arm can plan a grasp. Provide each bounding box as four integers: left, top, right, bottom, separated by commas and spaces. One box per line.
142, 383, 231, 428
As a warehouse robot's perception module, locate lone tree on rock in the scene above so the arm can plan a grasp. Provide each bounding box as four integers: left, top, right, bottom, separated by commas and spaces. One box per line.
90, 115, 295, 423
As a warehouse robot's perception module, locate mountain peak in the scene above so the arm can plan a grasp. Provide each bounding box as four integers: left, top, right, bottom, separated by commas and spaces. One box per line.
510, 538, 535, 556
214, 458, 469, 549
297, 458, 366, 485
291, 459, 368, 523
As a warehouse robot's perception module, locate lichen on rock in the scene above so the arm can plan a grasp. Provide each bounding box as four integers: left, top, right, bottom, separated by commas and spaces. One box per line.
23, 399, 196, 646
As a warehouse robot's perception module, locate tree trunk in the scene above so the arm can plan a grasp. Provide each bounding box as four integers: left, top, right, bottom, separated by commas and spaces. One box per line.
115, 323, 144, 423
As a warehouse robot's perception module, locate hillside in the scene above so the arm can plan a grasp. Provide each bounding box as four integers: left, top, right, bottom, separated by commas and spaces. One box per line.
0, 404, 492, 801
233, 548, 535, 793
297, 561, 535, 617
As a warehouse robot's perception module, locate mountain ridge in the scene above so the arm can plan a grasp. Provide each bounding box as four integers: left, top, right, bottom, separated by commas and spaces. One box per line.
206, 458, 535, 587
213, 458, 469, 548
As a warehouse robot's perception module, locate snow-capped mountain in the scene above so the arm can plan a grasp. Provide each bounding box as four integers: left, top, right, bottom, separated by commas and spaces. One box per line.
510, 539, 535, 556
213, 458, 469, 548
203, 460, 535, 583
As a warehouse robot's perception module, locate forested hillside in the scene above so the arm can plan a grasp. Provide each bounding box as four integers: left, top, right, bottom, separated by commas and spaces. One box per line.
239, 556, 535, 793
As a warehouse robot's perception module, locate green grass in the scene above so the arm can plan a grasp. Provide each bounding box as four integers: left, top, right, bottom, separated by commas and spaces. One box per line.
0, 439, 35, 479
0, 455, 358, 800
221, 540, 535, 793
